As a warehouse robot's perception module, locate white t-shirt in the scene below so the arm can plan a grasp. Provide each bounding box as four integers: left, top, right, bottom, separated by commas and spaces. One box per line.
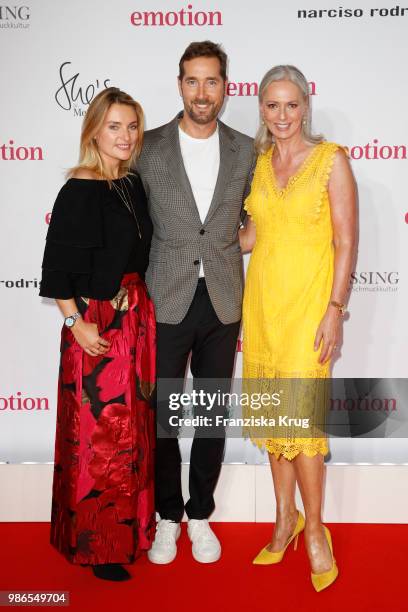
179, 125, 220, 277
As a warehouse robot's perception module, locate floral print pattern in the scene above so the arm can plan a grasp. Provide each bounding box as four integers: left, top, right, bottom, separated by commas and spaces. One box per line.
50, 273, 156, 565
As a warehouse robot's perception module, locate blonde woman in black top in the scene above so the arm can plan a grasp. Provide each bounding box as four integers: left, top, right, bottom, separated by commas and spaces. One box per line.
40, 88, 155, 581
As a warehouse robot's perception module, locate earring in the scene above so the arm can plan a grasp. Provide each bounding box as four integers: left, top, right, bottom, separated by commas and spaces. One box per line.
302, 117, 307, 126
261, 118, 265, 126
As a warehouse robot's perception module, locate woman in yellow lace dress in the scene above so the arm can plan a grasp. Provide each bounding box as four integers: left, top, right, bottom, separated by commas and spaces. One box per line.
240, 65, 356, 591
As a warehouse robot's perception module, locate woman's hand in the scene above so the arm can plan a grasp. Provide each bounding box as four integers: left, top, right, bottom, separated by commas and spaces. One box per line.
314, 307, 341, 364
239, 217, 256, 253
71, 319, 111, 356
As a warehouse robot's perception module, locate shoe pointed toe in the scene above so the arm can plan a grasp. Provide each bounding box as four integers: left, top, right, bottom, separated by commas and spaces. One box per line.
311, 563, 339, 592
252, 547, 284, 565
310, 526, 339, 591
252, 510, 305, 566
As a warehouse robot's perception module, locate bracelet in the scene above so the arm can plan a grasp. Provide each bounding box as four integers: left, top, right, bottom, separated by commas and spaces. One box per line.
330, 301, 346, 316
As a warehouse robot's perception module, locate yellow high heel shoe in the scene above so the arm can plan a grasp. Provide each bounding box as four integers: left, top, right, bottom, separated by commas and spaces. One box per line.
311, 525, 339, 592
253, 510, 305, 565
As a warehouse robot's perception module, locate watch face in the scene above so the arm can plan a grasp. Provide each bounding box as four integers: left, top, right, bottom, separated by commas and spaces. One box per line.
65, 317, 74, 327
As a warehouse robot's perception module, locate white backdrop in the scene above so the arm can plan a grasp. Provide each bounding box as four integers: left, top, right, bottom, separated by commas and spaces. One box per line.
0, 0, 407, 464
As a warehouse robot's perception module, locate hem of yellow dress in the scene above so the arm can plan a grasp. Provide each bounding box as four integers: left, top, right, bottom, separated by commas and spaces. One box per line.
247, 436, 329, 461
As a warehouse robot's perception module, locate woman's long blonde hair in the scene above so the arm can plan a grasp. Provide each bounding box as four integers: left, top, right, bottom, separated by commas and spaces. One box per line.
254, 65, 324, 155
68, 87, 144, 179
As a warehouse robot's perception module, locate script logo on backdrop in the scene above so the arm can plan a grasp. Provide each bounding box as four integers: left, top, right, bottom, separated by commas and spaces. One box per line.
350, 271, 399, 293
226, 81, 317, 97
130, 4, 222, 26
55, 62, 111, 117
0, 5, 30, 29
0, 140, 43, 160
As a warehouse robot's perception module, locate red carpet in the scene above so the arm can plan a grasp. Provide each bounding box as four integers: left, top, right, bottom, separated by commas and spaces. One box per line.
0, 523, 405, 611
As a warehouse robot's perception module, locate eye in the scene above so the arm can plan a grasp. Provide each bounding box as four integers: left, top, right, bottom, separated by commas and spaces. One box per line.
267, 103, 278, 109
207, 80, 217, 87
186, 79, 197, 86
109, 124, 119, 130
288, 103, 298, 109
129, 124, 138, 131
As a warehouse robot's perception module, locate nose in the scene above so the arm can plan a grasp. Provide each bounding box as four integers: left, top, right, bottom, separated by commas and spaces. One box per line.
197, 82, 205, 99
121, 129, 131, 142
278, 106, 287, 120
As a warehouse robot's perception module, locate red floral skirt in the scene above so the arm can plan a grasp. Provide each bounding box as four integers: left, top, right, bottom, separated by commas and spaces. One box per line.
50, 273, 156, 565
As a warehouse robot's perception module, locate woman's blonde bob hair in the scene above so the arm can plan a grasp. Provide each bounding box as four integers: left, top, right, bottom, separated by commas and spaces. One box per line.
69, 87, 144, 179
254, 65, 324, 155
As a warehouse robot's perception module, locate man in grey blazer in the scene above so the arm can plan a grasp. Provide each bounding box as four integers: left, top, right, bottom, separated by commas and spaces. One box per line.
137, 41, 254, 564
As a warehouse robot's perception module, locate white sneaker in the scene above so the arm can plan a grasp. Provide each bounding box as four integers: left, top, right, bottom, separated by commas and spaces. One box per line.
147, 519, 181, 564
187, 519, 221, 563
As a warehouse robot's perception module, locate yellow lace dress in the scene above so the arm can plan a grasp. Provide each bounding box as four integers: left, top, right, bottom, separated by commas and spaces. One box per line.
242, 142, 343, 460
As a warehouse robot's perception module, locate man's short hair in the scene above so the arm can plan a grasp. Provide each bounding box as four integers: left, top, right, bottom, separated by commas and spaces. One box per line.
179, 40, 228, 81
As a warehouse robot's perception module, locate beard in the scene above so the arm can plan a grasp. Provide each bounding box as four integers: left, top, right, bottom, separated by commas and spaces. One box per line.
184, 97, 223, 125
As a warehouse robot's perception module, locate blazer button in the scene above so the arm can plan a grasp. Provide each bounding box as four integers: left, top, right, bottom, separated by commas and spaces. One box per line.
194, 259, 200, 265
199, 229, 205, 235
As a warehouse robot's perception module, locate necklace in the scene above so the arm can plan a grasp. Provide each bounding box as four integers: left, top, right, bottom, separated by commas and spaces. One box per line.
112, 176, 142, 238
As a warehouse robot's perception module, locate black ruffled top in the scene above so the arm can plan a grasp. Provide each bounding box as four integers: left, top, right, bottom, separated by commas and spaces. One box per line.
39, 173, 152, 300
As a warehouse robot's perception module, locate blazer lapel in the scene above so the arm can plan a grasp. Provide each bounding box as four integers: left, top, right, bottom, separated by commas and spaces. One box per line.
159, 114, 201, 224
203, 121, 238, 224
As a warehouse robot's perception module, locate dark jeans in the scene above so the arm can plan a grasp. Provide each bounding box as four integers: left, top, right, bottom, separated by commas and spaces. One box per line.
155, 278, 240, 522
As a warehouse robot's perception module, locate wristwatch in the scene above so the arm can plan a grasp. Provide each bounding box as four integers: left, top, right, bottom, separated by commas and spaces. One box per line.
64, 312, 82, 328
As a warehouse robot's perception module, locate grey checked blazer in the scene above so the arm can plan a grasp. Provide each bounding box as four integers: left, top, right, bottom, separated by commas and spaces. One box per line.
137, 113, 254, 325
